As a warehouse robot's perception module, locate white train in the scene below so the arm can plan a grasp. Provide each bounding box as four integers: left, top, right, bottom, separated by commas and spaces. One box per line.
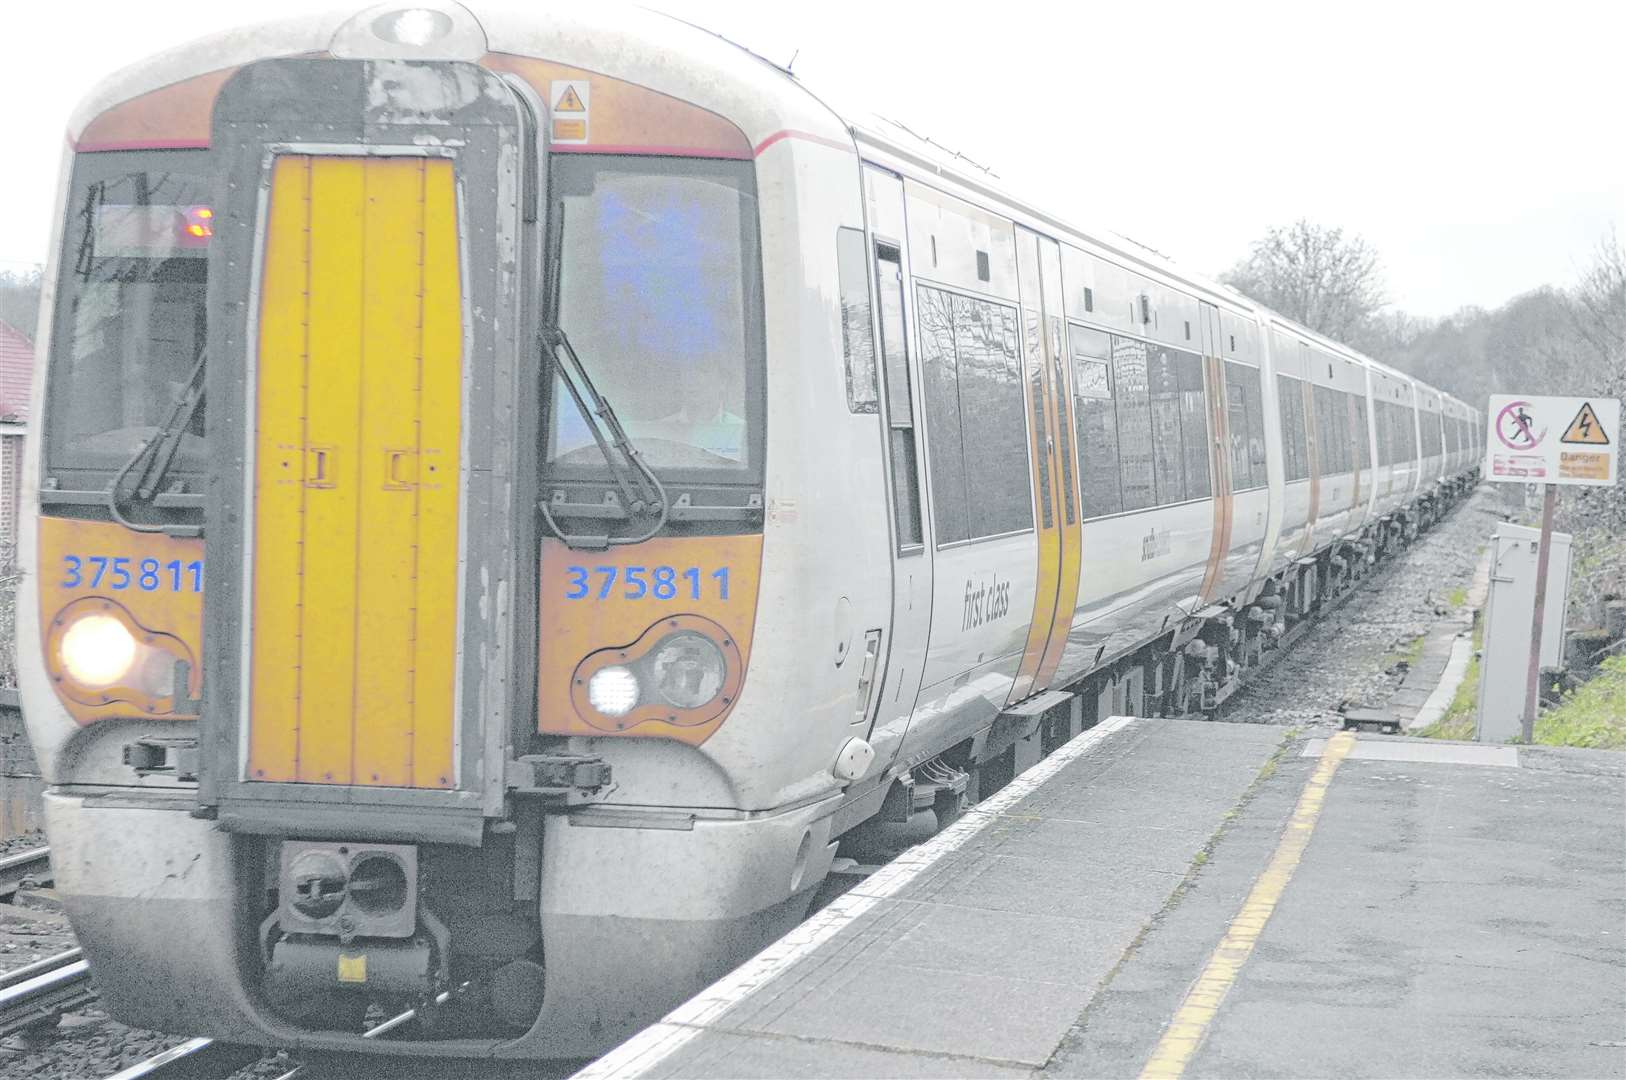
19, 0, 1480, 1060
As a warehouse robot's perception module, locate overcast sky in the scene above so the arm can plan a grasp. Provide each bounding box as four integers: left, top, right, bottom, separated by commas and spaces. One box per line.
2, 0, 1620, 316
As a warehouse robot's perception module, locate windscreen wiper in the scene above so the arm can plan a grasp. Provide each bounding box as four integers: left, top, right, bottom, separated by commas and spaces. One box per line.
109, 346, 206, 536
540, 325, 669, 549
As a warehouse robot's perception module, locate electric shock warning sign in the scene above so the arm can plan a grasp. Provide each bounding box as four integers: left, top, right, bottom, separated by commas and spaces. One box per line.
550, 80, 589, 144
1486, 394, 1619, 487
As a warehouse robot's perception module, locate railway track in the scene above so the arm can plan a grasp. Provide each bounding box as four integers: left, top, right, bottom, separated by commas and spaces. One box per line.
0, 946, 95, 1039
0, 844, 52, 902
104, 993, 454, 1080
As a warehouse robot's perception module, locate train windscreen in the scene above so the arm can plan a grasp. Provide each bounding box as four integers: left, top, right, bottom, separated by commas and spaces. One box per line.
46, 150, 213, 485
546, 154, 764, 479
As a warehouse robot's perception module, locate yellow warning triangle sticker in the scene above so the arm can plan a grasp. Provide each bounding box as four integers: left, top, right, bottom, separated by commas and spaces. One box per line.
1561, 401, 1610, 445
554, 85, 586, 113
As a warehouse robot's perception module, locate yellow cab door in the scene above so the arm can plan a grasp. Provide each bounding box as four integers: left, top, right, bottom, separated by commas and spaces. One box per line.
245, 154, 463, 789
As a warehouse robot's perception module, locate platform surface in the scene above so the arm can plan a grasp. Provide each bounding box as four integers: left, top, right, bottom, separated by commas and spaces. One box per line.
582, 719, 1626, 1080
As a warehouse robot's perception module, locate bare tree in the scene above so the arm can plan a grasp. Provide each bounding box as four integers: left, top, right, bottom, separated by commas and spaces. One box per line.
1222, 220, 1386, 341
0, 267, 43, 339
1570, 228, 1626, 391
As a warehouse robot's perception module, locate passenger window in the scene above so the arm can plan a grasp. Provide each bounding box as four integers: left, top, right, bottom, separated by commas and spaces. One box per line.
1051, 318, 1076, 525
836, 228, 878, 414
1112, 337, 1156, 511
1177, 351, 1211, 499
1277, 375, 1310, 482
1244, 369, 1267, 477
1227, 377, 1253, 491
917, 284, 1031, 544
1024, 308, 1054, 529
1224, 361, 1262, 491
1071, 325, 1120, 519
874, 244, 923, 550
1147, 346, 1186, 505
1356, 397, 1370, 470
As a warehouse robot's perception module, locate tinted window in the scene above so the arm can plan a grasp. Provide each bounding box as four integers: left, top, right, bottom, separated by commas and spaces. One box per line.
1227, 373, 1253, 490
1313, 384, 1354, 475
917, 286, 968, 543
1024, 307, 1053, 528
1113, 337, 1155, 511
47, 150, 213, 482
836, 228, 878, 414
1355, 396, 1371, 469
953, 292, 1030, 539
1051, 317, 1076, 525
1278, 375, 1310, 482
1147, 346, 1186, 504
917, 285, 1030, 544
1421, 412, 1443, 458
1072, 327, 1120, 518
1178, 351, 1211, 499
548, 156, 763, 475
876, 246, 922, 549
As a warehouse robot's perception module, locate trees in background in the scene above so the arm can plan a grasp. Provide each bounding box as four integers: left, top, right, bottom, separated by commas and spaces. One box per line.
1221, 223, 1624, 411
0, 268, 42, 339
1221, 220, 1386, 342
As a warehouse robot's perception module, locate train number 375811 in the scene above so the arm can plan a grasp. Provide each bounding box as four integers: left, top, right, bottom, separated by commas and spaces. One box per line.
565, 565, 729, 602
62, 555, 204, 593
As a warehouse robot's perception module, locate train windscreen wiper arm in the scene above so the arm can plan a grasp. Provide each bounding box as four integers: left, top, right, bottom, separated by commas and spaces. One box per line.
108, 346, 207, 536
539, 325, 669, 549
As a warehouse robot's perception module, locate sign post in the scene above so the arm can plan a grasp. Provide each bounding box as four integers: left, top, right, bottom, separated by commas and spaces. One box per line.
1483, 394, 1619, 743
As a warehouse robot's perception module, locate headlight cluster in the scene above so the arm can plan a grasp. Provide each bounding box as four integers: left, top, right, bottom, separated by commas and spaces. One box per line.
576, 620, 738, 729
586, 632, 728, 719
50, 601, 186, 708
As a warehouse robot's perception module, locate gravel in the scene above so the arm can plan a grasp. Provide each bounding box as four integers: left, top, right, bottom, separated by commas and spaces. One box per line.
1224, 485, 1501, 729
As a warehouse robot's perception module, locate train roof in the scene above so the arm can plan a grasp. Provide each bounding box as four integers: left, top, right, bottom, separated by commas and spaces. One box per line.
65, 0, 1463, 413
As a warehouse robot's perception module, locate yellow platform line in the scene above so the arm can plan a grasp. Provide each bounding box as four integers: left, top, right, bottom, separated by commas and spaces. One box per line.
1139, 730, 1357, 1080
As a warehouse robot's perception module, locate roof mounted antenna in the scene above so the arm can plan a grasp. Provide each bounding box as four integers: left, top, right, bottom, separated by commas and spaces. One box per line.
877, 115, 999, 179
785, 48, 799, 74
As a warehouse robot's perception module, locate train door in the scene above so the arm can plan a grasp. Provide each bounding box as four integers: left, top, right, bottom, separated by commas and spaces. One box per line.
1198, 302, 1234, 603
1032, 235, 1082, 688
201, 58, 533, 838
1008, 228, 1079, 703
860, 166, 932, 763
1301, 343, 1321, 554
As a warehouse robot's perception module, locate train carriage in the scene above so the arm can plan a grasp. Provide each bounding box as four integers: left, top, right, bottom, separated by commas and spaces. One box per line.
19, 0, 1480, 1059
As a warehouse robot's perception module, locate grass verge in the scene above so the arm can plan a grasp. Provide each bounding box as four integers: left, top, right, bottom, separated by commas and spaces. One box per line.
1416, 621, 1482, 741
1534, 654, 1626, 750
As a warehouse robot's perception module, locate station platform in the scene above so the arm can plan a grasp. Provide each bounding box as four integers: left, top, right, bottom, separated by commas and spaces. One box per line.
580, 717, 1626, 1080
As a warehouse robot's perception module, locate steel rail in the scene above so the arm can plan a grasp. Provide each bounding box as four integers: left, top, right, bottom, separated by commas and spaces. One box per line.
0, 845, 52, 902
0, 954, 95, 1038
102, 1037, 264, 1080
0, 947, 82, 992
110, 994, 446, 1080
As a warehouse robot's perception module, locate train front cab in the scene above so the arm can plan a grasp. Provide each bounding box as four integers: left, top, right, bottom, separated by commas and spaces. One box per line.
21, 9, 857, 1059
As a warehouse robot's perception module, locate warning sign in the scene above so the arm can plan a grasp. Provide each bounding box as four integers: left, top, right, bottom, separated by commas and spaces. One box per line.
1561, 402, 1610, 445
550, 81, 589, 145
1560, 451, 1611, 481
554, 84, 586, 113
1486, 394, 1619, 487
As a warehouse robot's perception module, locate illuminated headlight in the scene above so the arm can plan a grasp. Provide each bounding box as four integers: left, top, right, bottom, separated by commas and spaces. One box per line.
587, 666, 640, 717
371, 8, 453, 46
649, 632, 726, 709
58, 614, 138, 689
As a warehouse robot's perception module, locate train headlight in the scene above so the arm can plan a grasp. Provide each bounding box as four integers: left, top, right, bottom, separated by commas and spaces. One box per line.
587, 666, 640, 718
58, 614, 139, 689
371, 8, 453, 46
649, 632, 726, 709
